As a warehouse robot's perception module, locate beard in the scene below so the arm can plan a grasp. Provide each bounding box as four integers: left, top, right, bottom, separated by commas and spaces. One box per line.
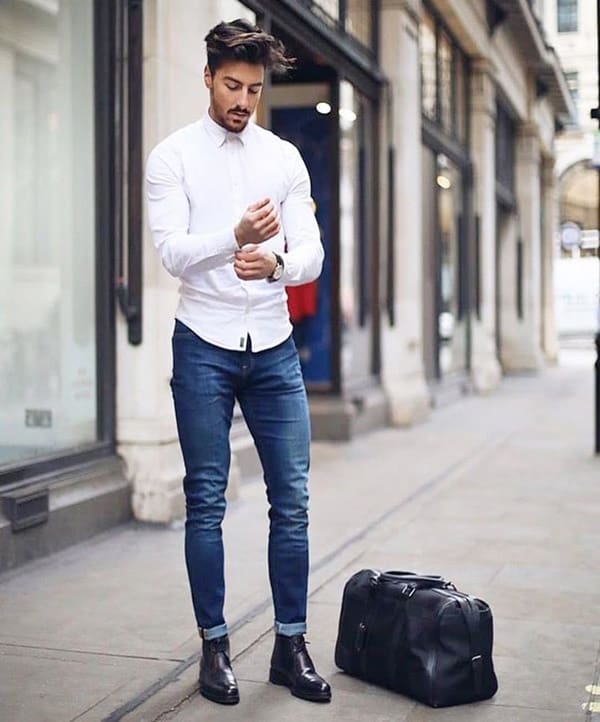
211, 101, 250, 133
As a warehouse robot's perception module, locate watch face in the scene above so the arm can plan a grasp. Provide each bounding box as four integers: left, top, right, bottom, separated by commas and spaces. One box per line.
270, 254, 283, 281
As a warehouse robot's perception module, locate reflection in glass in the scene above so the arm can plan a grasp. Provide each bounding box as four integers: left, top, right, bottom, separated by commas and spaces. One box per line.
437, 155, 467, 375
339, 80, 359, 378
346, 0, 372, 49
0, 0, 97, 467
420, 11, 437, 121
339, 79, 373, 384
439, 32, 453, 133
305, 0, 340, 22
454, 49, 467, 142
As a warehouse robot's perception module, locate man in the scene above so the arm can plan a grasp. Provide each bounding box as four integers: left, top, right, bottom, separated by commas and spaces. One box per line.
145, 19, 330, 706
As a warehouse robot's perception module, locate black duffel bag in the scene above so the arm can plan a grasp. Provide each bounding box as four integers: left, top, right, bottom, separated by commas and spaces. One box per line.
334, 569, 498, 708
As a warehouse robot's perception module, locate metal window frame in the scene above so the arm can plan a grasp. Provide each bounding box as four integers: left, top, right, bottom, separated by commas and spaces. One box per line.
115, 0, 143, 345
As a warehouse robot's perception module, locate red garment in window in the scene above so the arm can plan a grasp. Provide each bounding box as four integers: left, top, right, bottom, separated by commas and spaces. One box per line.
286, 281, 318, 323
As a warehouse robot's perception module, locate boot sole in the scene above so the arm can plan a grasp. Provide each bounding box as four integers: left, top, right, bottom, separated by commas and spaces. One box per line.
200, 686, 240, 705
269, 668, 331, 703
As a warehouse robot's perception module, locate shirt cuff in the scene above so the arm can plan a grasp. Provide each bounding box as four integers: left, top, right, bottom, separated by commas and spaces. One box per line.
189, 226, 238, 264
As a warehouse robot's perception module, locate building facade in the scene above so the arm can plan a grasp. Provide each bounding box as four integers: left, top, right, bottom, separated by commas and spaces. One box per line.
540, 0, 599, 337
0, 0, 573, 570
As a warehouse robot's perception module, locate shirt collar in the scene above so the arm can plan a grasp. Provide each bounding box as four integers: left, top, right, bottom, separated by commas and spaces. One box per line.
202, 111, 252, 147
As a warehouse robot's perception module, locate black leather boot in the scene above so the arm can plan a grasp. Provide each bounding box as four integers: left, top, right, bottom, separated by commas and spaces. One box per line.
199, 635, 239, 705
269, 634, 331, 702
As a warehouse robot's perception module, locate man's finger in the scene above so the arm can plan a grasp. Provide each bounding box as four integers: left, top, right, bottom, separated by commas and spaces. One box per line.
248, 197, 270, 212
251, 204, 275, 223
256, 211, 278, 232
261, 221, 280, 239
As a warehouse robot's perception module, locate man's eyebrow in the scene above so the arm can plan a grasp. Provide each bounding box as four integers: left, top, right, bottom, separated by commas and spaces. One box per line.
223, 76, 263, 88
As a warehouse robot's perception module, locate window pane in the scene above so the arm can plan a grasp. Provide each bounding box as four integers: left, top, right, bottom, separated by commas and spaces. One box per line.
557, 0, 578, 32
420, 12, 437, 121
454, 49, 468, 142
496, 104, 516, 192
439, 32, 453, 133
300, 0, 340, 24
565, 70, 579, 122
346, 0, 373, 50
0, 0, 97, 467
437, 156, 467, 376
339, 80, 373, 382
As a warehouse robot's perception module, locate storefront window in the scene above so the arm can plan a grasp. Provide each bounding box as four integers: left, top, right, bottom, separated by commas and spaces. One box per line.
420, 12, 437, 121
0, 0, 97, 468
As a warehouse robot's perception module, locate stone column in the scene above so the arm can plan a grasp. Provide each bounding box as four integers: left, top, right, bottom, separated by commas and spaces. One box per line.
469, 60, 502, 392
379, 0, 430, 425
502, 123, 544, 370
541, 156, 559, 363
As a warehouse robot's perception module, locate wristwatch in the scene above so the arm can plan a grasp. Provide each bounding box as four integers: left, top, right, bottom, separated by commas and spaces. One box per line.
267, 253, 284, 283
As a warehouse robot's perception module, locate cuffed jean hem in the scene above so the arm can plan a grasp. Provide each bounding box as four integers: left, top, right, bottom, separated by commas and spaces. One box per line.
274, 621, 307, 636
199, 623, 228, 641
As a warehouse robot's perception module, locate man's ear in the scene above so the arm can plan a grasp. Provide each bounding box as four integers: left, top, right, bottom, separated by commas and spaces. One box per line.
203, 65, 213, 89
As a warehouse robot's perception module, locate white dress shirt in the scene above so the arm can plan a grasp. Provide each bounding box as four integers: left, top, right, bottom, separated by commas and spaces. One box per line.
146, 112, 324, 352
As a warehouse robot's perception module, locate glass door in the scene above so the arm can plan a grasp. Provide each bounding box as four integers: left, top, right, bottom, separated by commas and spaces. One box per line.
270, 82, 335, 388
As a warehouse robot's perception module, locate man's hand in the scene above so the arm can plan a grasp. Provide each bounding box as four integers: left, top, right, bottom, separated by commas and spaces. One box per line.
234, 198, 280, 247
234, 244, 278, 281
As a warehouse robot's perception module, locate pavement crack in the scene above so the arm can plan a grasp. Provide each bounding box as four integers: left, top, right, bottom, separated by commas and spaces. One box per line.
0, 641, 184, 664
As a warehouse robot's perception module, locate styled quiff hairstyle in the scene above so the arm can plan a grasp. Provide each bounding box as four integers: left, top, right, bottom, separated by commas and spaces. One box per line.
204, 18, 295, 75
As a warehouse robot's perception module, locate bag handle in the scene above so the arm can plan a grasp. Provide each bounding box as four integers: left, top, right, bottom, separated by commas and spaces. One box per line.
378, 570, 455, 590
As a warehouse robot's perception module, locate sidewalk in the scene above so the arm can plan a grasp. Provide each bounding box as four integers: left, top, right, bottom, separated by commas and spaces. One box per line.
1, 346, 599, 722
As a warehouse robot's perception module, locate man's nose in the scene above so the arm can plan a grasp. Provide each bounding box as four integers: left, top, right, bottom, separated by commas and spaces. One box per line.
237, 88, 249, 108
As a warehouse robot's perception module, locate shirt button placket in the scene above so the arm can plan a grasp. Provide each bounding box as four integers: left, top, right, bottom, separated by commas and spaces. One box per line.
229, 136, 243, 219
228, 136, 249, 349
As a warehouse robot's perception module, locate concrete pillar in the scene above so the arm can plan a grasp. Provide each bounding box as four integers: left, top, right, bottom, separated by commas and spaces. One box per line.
469, 61, 502, 392
541, 156, 559, 362
118, 0, 249, 523
502, 124, 544, 370
379, 0, 430, 426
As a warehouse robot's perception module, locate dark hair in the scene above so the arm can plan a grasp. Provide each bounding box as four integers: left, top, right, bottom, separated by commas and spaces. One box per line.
204, 18, 295, 75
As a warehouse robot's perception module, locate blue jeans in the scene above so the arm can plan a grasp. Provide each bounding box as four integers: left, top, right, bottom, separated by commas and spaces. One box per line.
171, 320, 310, 640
